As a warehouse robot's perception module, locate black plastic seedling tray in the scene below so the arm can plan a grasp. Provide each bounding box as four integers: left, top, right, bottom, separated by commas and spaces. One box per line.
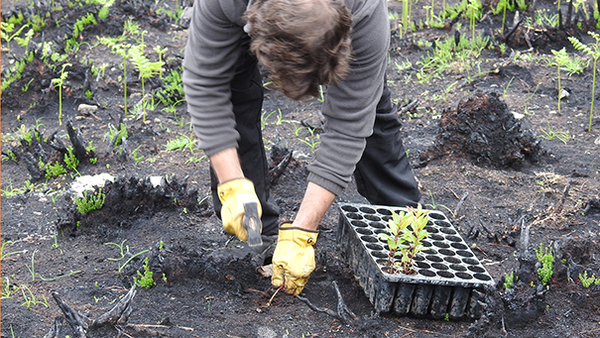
336, 203, 494, 319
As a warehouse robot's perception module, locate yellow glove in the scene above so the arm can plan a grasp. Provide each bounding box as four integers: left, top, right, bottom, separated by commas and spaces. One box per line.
272, 223, 318, 296
217, 178, 262, 242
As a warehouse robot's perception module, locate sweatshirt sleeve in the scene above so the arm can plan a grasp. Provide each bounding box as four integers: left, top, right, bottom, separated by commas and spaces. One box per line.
182, 0, 247, 156
307, 0, 390, 196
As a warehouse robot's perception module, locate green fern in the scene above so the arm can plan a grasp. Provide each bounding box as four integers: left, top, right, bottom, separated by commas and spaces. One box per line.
569, 32, 600, 132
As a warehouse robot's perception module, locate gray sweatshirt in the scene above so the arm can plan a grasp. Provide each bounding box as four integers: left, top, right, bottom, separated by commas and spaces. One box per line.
183, 0, 390, 196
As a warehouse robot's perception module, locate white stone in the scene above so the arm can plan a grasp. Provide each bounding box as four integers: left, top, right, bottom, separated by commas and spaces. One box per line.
71, 173, 115, 197
78, 104, 98, 116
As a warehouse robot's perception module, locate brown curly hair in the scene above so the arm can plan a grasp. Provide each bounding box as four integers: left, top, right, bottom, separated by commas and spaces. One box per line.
244, 0, 352, 100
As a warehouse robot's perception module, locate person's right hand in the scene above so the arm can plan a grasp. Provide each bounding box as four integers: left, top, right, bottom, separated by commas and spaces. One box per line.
217, 178, 262, 241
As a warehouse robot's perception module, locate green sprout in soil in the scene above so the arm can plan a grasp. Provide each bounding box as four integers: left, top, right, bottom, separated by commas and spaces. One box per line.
74, 190, 106, 215
504, 271, 517, 289
132, 145, 144, 162
64, 146, 80, 172
378, 204, 429, 275
51, 63, 72, 126
551, 48, 569, 113
538, 123, 570, 144
129, 43, 163, 121
1, 277, 19, 300
134, 257, 155, 289
1, 21, 29, 54
105, 123, 128, 147
165, 133, 196, 153
492, 0, 512, 33
569, 32, 600, 132
535, 243, 555, 286
1, 241, 25, 261
579, 271, 600, 288
465, 0, 482, 41
45, 161, 67, 179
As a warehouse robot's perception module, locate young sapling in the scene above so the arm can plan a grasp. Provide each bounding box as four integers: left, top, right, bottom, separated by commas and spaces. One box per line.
569, 32, 600, 132
378, 204, 429, 275
550, 48, 569, 113
51, 63, 72, 125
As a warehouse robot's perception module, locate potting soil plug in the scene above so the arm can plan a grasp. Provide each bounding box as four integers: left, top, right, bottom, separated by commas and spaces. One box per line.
272, 223, 318, 296
217, 178, 263, 247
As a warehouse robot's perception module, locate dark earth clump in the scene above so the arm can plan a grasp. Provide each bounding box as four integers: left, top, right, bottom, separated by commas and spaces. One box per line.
421, 91, 545, 168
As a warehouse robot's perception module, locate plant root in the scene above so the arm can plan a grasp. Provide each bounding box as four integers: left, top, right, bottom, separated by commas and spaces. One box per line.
50, 292, 90, 338
45, 284, 137, 338
296, 281, 357, 325
91, 283, 137, 327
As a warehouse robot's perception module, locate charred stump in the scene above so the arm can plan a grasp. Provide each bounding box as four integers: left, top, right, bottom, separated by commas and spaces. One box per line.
420, 91, 544, 169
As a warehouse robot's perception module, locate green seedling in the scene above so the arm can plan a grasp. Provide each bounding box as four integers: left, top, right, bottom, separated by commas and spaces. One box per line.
1, 21, 29, 53
3, 150, 17, 162
129, 43, 163, 121
1, 241, 25, 260
105, 239, 128, 261
424, 190, 454, 216
134, 257, 155, 289
20, 285, 48, 310
51, 63, 72, 125
156, 68, 185, 108
24, 249, 37, 282
465, 0, 483, 41
21, 78, 34, 93
535, 243, 554, 286
132, 145, 144, 162
37, 270, 81, 282
45, 161, 67, 179
105, 123, 128, 147
74, 190, 106, 215
64, 146, 80, 172
569, 32, 600, 132
550, 48, 570, 113
493, 0, 513, 33
579, 271, 600, 288
165, 133, 196, 153
14, 27, 33, 53
118, 250, 149, 277
538, 123, 570, 144
1, 277, 19, 299
503, 76, 514, 99
504, 271, 517, 289
298, 129, 320, 154
378, 204, 429, 274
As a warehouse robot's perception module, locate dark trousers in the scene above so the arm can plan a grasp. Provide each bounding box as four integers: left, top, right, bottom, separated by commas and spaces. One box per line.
354, 84, 421, 207
210, 35, 280, 236
212, 37, 421, 236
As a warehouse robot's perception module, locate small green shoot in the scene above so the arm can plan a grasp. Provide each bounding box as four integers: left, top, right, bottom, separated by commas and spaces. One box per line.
165, 133, 196, 152
569, 32, 600, 132
105, 123, 128, 147
45, 161, 67, 179
64, 146, 80, 172
51, 63, 71, 125
504, 271, 517, 289
535, 243, 554, 286
579, 271, 600, 288
1, 241, 25, 260
134, 257, 155, 289
538, 123, 570, 144
74, 190, 106, 215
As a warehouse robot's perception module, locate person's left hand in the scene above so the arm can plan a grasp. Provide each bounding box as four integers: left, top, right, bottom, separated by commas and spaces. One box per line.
271, 223, 318, 296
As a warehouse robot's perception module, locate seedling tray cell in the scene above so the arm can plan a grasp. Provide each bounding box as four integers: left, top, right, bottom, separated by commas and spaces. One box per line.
336, 203, 494, 319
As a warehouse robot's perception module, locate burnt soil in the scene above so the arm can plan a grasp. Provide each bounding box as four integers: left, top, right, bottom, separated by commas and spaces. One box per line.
1, 0, 600, 337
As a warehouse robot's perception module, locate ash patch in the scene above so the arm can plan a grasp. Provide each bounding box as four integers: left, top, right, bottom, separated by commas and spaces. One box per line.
59, 176, 211, 235
420, 91, 544, 169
